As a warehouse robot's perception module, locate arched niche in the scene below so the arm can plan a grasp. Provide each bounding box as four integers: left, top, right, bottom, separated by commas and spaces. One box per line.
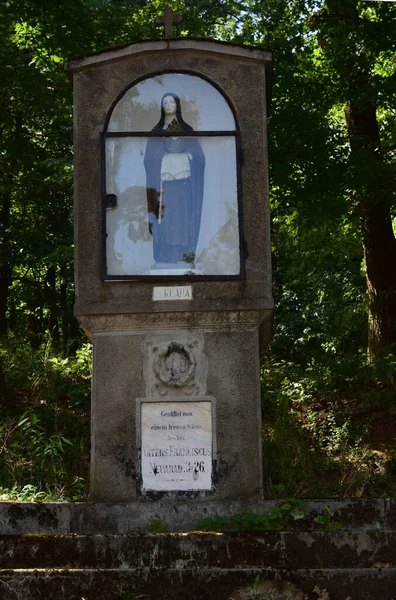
103, 72, 244, 279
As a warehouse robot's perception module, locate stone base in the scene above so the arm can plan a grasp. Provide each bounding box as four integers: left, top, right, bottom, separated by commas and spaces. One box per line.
0, 498, 394, 534
0, 499, 395, 600
80, 310, 271, 503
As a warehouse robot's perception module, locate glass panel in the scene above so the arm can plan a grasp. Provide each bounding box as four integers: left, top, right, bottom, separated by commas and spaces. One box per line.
107, 73, 235, 132
105, 136, 240, 276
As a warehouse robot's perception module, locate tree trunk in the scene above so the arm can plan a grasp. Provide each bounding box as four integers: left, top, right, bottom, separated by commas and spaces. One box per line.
345, 103, 396, 359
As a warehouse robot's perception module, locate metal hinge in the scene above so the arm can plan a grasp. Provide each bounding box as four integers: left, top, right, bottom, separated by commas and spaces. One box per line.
103, 193, 117, 210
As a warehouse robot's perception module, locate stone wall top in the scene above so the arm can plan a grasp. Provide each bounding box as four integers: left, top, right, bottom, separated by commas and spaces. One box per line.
65, 38, 273, 73
0, 499, 393, 534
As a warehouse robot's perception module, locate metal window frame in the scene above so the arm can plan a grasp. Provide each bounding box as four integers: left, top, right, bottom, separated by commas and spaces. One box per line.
101, 70, 246, 282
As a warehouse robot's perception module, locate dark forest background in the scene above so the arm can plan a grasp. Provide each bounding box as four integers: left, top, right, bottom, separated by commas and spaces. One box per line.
0, 0, 395, 501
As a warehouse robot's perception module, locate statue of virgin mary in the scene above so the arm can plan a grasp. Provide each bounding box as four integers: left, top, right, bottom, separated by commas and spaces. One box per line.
144, 93, 205, 267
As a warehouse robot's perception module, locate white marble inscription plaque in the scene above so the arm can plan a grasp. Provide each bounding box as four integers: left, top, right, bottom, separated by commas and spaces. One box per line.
141, 401, 212, 491
153, 286, 193, 301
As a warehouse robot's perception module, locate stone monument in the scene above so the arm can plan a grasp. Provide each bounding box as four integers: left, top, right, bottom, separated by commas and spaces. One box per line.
65, 18, 273, 505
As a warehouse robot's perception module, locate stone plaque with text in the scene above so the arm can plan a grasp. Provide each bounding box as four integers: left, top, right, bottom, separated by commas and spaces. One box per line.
140, 400, 212, 491
153, 286, 193, 301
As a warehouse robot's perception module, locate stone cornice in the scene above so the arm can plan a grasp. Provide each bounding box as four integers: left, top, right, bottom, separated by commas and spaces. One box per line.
77, 309, 272, 336
65, 38, 273, 73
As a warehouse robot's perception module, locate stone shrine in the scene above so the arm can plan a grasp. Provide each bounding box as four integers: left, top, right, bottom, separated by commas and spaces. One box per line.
65, 37, 273, 504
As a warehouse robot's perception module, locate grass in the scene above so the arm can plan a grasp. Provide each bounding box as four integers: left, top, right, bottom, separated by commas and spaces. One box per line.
0, 337, 91, 501
261, 352, 396, 498
230, 576, 308, 599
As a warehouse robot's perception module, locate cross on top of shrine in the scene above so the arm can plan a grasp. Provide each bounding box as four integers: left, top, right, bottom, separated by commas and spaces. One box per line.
155, 6, 183, 39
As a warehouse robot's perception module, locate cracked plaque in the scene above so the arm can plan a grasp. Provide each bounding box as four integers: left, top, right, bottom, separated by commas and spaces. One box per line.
140, 400, 212, 491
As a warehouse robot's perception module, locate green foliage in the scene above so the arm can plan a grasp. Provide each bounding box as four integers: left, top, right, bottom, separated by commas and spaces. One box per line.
148, 518, 168, 534
313, 506, 342, 531
261, 352, 396, 498
0, 0, 395, 501
198, 515, 228, 532
199, 500, 306, 532
0, 338, 91, 501
236, 0, 396, 360
0, 483, 80, 503
17, 409, 73, 479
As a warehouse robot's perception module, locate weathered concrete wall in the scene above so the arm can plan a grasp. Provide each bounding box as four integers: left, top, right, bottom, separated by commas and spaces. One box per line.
1, 500, 395, 599
1, 529, 396, 599
2, 566, 396, 600
0, 530, 394, 569
0, 499, 395, 534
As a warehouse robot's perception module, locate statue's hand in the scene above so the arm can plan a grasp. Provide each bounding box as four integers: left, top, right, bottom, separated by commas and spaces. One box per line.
148, 212, 157, 236
187, 152, 192, 160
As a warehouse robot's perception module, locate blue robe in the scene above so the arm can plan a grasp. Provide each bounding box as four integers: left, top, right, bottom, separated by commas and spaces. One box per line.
144, 136, 205, 264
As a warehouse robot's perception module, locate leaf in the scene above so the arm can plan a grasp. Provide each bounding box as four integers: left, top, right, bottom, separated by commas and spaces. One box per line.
60, 437, 73, 446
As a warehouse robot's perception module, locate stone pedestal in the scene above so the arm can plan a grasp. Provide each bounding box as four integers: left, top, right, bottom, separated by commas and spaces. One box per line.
80, 310, 270, 502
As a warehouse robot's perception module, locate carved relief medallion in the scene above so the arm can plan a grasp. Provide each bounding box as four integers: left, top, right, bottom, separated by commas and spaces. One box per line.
154, 342, 196, 387
143, 333, 208, 397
